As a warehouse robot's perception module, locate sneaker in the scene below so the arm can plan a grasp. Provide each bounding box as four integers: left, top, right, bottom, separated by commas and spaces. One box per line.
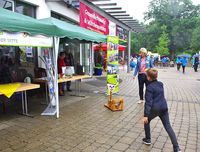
137, 100, 144, 104
67, 89, 72, 92
59, 93, 65, 96
143, 138, 151, 145
174, 147, 181, 152
59, 91, 65, 96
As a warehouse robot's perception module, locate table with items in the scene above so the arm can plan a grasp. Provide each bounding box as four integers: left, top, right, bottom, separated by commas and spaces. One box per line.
0, 83, 40, 117
34, 75, 91, 103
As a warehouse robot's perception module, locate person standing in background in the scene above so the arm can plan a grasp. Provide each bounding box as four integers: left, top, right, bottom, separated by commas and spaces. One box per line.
133, 48, 154, 104
94, 51, 104, 68
181, 57, 187, 74
130, 56, 137, 71
58, 52, 66, 96
193, 55, 199, 72
161, 57, 167, 67
150, 55, 155, 66
64, 48, 75, 92
176, 57, 181, 71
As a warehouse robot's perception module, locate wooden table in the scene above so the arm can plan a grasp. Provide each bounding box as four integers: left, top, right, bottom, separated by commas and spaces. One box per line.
34, 75, 91, 103
0, 83, 40, 117
58, 75, 91, 83
35, 75, 91, 83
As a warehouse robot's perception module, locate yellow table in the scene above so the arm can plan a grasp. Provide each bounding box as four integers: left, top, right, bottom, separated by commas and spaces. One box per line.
34, 75, 91, 103
0, 83, 40, 117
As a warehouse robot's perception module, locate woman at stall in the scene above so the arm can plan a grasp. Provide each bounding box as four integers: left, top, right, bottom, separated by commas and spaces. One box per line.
64, 48, 75, 92
58, 52, 66, 96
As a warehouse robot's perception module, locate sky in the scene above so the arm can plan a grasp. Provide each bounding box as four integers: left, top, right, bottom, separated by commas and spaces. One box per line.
109, 0, 200, 22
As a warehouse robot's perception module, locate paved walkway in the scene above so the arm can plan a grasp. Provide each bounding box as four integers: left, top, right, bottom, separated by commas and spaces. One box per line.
0, 67, 199, 152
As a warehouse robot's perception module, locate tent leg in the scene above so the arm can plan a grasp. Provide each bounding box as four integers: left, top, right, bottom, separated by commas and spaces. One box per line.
53, 37, 60, 118
89, 43, 93, 76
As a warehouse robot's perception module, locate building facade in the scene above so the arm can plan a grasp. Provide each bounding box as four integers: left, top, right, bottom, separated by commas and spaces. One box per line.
0, 0, 131, 75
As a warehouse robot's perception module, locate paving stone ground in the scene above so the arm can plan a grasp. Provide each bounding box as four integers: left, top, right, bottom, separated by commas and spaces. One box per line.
0, 67, 199, 152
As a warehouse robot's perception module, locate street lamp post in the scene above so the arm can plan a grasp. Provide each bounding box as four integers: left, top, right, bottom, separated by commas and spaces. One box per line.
127, 30, 131, 73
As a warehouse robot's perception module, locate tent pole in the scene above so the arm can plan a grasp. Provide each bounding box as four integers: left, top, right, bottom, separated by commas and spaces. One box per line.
89, 42, 93, 76
53, 37, 60, 118
127, 30, 131, 73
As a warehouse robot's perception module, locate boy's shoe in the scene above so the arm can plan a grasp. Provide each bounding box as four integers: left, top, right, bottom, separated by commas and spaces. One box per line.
174, 147, 181, 152
142, 138, 151, 145
137, 100, 144, 104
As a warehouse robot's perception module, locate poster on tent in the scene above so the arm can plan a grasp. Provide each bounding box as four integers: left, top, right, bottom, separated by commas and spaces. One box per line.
107, 36, 119, 95
40, 48, 57, 116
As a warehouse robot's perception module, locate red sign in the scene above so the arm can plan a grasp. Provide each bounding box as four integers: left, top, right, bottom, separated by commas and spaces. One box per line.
80, 2, 109, 35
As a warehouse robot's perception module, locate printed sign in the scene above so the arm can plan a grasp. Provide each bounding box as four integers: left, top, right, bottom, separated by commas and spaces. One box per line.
26, 47, 33, 58
107, 36, 119, 94
0, 31, 52, 47
116, 26, 128, 41
80, 2, 109, 35
109, 20, 116, 36
41, 49, 57, 116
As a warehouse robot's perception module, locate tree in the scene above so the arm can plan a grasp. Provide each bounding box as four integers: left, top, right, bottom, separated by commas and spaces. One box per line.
131, 0, 200, 58
155, 25, 170, 55
131, 32, 147, 54
131, 21, 162, 54
191, 18, 200, 52
143, 0, 200, 57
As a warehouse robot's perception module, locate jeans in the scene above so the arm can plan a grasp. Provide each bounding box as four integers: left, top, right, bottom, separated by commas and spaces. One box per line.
66, 81, 71, 90
194, 64, 198, 72
144, 110, 179, 151
177, 63, 181, 71
182, 65, 185, 73
138, 73, 149, 100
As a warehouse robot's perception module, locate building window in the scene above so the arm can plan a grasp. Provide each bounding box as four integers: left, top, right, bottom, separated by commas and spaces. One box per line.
15, 1, 36, 18
0, 0, 14, 11
51, 12, 78, 25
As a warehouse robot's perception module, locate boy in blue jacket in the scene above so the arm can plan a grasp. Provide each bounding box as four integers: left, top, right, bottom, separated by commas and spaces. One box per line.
143, 68, 181, 152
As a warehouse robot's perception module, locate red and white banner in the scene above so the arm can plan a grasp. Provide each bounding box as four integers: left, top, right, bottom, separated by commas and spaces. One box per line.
80, 2, 109, 35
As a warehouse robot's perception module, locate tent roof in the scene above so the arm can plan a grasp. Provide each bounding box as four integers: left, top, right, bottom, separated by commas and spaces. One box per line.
0, 8, 55, 36
39, 17, 107, 43
0, 8, 106, 43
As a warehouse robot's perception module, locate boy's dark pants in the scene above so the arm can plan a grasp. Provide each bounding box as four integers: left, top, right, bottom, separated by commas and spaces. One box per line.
144, 110, 179, 150
138, 74, 149, 100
